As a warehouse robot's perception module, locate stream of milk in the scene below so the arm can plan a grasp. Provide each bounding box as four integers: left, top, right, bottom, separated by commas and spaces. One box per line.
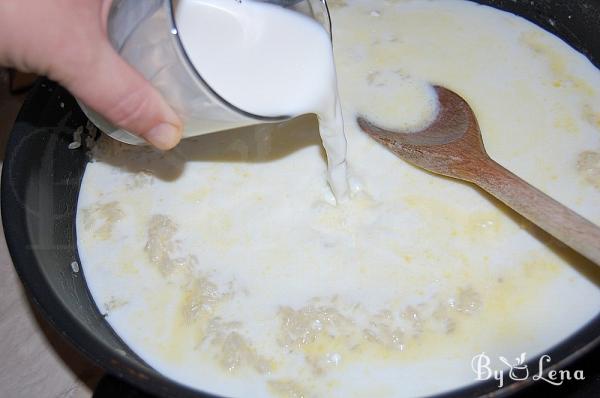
175, 0, 350, 200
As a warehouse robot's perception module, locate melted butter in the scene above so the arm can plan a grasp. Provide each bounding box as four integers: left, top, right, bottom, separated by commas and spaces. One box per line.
115, 251, 139, 276
583, 104, 600, 129
183, 187, 211, 204
402, 194, 515, 244
521, 31, 596, 96
278, 252, 564, 367
151, 294, 195, 364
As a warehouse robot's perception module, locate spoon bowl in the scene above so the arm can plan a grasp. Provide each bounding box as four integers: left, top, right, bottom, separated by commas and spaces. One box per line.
357, 85, 600, 265
357, 86, 490, 182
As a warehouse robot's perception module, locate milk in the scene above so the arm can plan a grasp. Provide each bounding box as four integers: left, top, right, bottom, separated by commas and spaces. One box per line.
175, 0, 350, 200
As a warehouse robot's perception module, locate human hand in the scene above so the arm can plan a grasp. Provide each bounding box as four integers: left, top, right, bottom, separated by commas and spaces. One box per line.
0, 0, 182, 150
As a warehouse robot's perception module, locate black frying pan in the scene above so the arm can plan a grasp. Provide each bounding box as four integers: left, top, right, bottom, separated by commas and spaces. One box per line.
2, 1, 600, 397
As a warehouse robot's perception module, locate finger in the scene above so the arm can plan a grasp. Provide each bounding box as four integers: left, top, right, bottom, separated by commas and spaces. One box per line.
60, 42, 182, 150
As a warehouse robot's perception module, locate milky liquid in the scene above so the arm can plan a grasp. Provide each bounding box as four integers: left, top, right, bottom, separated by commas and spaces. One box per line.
176, 0, 349, 200
77, 1, 600, 397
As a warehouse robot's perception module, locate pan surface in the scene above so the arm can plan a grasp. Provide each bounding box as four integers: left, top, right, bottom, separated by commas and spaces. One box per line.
2, 1, 600, 397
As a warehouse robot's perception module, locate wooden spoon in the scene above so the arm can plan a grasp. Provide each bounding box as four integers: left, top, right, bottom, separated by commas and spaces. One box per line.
357, 85, 600, 265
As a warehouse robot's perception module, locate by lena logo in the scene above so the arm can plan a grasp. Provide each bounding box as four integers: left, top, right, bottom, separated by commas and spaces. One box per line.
471, 352, 585, 388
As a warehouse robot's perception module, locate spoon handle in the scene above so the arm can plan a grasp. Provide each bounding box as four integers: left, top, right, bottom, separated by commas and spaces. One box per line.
473, 159, 600, 265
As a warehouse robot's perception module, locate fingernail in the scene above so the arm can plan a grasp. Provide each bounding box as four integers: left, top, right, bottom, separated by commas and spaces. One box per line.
145, 123, 181, 150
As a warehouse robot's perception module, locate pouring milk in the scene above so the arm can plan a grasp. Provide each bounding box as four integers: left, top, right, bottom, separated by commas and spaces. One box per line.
175, 0, 350, 200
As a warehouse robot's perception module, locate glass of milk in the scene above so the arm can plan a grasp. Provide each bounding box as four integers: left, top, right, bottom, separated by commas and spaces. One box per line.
80, 0, 335, 145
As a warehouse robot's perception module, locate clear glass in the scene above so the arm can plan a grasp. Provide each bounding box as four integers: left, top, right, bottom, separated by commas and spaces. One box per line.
80, 0, 332, 145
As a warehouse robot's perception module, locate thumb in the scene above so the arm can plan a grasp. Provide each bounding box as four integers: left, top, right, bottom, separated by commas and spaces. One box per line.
60, 42, 182, 150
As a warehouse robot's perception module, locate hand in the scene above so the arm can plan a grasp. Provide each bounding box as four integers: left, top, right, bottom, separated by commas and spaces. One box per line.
0, 0, 182, 150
